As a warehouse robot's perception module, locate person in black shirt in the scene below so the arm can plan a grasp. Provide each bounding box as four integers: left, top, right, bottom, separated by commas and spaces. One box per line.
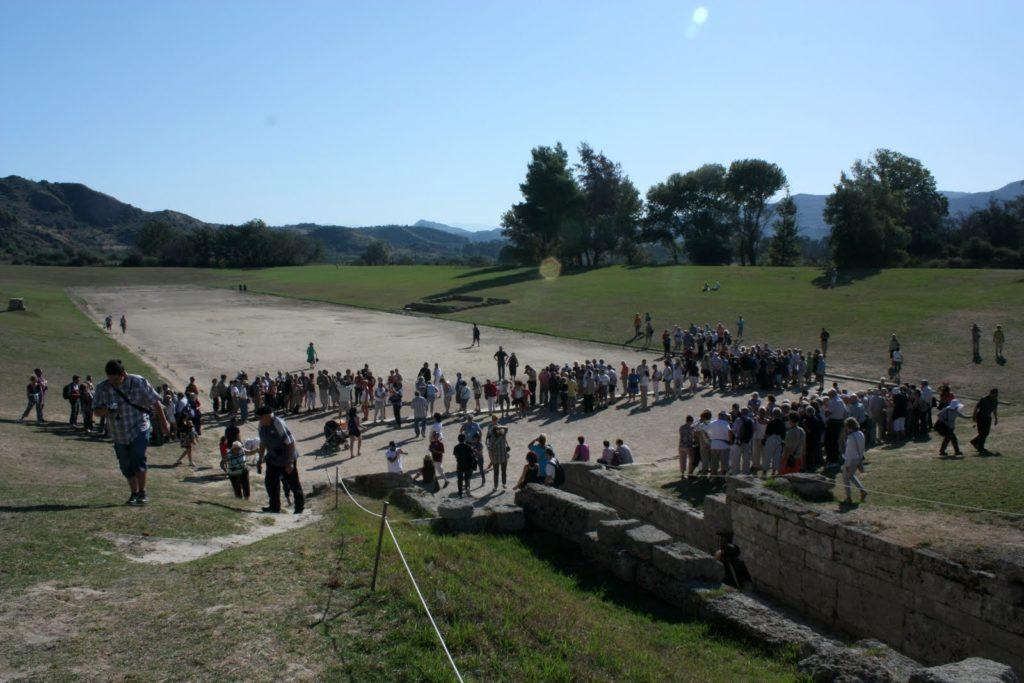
453, 433, 476, 498
970, 388, 999, 452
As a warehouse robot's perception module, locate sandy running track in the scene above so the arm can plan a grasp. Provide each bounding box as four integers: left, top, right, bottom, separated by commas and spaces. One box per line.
72, 285, 851, 491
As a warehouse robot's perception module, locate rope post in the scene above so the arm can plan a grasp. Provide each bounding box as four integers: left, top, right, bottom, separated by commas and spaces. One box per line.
334, 467, 339, 510
371, 501, 390, 591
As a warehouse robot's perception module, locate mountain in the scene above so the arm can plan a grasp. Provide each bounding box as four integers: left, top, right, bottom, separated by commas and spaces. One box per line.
0, 176, 507, 264
413, 219, 504, 242
0, 175, 214, 258
786, 180, 1024, 241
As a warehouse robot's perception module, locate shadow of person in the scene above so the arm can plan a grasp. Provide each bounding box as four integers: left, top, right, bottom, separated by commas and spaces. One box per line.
0, 503, 120, 513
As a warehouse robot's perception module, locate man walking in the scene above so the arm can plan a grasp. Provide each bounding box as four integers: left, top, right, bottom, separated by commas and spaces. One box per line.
993, 325, 1005, 361
411, 391, 428, 438
971, 323, 982, 361
92, 359, 170, 505
472, 323, 481, 347
970, 389, 999, 453
256, 405, 304, 513
820, 328, 830, 357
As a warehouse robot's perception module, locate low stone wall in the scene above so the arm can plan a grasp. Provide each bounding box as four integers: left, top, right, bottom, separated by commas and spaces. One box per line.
559, 463, 1024, 675
731, 486, 1024, 674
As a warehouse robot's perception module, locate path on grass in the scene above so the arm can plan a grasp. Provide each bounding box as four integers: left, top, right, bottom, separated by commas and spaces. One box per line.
73, 285, 874, 509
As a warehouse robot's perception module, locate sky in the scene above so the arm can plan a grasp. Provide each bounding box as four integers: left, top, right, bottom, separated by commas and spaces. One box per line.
2, 1, 1022, 228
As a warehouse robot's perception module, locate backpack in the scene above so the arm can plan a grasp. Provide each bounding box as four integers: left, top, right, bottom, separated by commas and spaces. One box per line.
62, 383, 72, 400
739, 417, 754, 444
552, 459, 566, 487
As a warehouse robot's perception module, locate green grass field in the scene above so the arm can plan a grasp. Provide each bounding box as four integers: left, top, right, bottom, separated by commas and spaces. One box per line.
0, 272, 801, 679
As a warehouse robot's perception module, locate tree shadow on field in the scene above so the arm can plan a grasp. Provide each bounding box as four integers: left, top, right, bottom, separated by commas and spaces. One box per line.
812, 268, 881, 289
431, 263, 594, 299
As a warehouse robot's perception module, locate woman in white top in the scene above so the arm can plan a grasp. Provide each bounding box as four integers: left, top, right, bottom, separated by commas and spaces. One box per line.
841, 417, 867, 504
651, 365, 662, 400
385, 441, 406, 474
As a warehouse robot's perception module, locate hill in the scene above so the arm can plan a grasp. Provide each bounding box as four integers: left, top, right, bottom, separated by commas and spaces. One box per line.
0, 176, 506, 264
413, 219, 505, 242
0, 175, 213, 259
790, 180, 1024, 240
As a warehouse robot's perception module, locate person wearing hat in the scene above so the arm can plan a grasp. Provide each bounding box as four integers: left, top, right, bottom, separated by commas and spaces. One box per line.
936, 400, 966, 457
256, 405, 304, 513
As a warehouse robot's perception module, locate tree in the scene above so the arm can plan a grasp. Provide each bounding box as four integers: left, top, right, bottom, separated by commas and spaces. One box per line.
361, 239, 390, 265
501, 143, 584, 265
575, 143, 642, 265
825, 159, 910, 268
872, 149, 948, 257
645, 164, 734, 265
768, 193, 801, 266
726, 159, 787, 265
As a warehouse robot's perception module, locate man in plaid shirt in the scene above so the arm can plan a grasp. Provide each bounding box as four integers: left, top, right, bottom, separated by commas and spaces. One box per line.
93, 359, 171, 506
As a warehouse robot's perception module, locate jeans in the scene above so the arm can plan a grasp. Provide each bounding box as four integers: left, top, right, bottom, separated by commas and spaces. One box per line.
113, 430, 150, 478
68, 399, 80, 425
412, 416, 427, 437
392, 406, 402, 428
229, 470, 251, 498
940, 430, 961, 455
21, 394, 43, 422
497, 363, 505, 380
528, 381, 537, 406
265, 462, 304, 512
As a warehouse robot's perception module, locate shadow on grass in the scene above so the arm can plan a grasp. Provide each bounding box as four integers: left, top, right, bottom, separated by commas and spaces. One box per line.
811, 267, 881, 289
0, 503, 119, 513
660, 476, 728, 508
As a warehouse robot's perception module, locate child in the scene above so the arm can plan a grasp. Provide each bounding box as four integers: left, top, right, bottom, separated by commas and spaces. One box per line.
221, 440, 251, 499
174, 417, 198, 467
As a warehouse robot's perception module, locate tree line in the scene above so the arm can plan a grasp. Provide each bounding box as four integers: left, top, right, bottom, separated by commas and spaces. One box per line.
123, 219, 322, 268
501, 143, 1022, 268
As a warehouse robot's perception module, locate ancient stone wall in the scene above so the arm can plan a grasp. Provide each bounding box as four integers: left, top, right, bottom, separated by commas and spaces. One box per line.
559, 463, 1024, 675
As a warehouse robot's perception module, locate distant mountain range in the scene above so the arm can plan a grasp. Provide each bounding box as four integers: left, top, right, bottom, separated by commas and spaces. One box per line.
2, 174, 1021, 262
0, 176, 505, 262
788, 181, 1024, 240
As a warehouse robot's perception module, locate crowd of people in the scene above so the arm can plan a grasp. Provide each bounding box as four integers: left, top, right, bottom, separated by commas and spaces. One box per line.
18, 312, 1005, 513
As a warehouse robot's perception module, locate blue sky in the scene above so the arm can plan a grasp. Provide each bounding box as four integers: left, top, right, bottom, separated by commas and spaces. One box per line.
2, 1, 1022, 228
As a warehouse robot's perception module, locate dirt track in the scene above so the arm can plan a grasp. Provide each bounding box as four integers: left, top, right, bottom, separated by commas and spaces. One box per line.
72, 285, 863, 495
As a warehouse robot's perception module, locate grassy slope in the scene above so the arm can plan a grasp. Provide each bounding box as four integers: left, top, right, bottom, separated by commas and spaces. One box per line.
0, 276, 798, 680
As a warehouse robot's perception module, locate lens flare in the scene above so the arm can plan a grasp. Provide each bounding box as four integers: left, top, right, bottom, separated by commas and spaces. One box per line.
539, 257, 562, 281
692, 6, 708, 24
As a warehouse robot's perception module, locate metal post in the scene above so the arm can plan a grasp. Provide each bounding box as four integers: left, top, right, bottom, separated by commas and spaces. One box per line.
371, 501, 390, 591
334, 467, 339, 510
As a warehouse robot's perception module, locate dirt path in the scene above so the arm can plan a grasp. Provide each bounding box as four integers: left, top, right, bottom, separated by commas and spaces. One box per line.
72, 285, 875, 506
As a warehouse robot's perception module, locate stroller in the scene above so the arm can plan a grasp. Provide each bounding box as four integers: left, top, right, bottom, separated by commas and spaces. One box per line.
322, 419, 349, 453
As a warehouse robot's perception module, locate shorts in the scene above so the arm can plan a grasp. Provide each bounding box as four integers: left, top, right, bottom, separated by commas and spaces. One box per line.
114, 430, 150, 478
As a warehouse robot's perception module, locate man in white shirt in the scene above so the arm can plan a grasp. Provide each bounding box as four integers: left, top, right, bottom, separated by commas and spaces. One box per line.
706, 412, 732, 475
920, 380, 935, 430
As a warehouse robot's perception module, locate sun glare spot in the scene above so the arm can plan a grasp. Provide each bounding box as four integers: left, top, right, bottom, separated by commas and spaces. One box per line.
692, 6, 709, 25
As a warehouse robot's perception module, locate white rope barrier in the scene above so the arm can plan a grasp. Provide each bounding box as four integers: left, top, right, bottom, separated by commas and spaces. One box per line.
334, 471, 464, 682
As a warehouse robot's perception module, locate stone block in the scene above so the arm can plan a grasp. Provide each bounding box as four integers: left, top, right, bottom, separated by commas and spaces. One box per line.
651, 542, 723, 582
981, 594, 1024, 637
596, 518, 644, 546
444, 510, 491, 533
634, 563, 701, 611
778, 518, 834, 560
799, 509, 841, 538
697, 590, 837, 655
703, 493, 732, 536
487, 504, 525, 532
798, 641, 924, 683
799, 571, 837, 622
780, 472, 835, 501
606, 548, 639, 583
346, 472, 415, 498
623, 524, 673, 561
903, 609, 974, 668
437, 498, 475, 520
833, 538, 903, 584
731, 502, 778, 538
836, 579, 906, 648
908, 657, 1020, 683
514, 484, 618, 540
